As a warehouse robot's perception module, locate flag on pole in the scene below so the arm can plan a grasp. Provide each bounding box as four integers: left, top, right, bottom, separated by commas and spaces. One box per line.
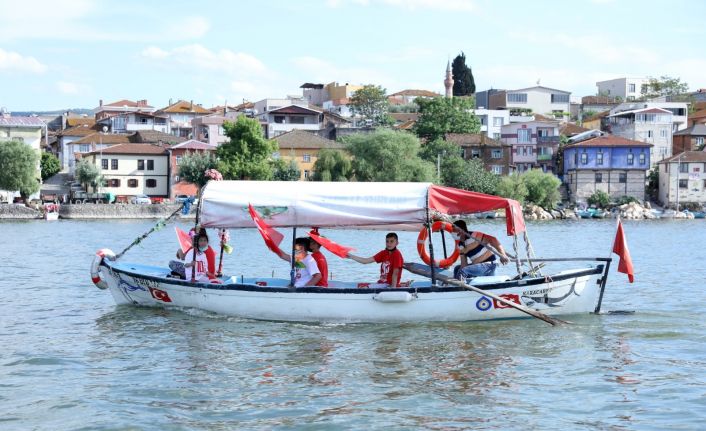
309, 230, 355, 258
248, 204, 284, 255
612, 219, 634, 283
175, 227, 192, 254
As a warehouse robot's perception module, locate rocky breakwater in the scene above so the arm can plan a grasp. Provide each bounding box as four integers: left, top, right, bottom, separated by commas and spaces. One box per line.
0, 204, 41, 219
614, 202, 658, 220
59, 203, 195, 219
523, 204, 554, 220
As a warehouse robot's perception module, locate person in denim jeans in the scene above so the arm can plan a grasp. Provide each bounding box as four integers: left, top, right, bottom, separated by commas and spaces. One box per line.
452, 220, 510, 280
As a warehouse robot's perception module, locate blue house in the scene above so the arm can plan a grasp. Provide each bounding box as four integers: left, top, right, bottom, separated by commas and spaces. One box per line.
563, 134, 652, 203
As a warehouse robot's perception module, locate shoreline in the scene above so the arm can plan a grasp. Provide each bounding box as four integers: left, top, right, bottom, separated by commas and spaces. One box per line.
0, 203, 196, 220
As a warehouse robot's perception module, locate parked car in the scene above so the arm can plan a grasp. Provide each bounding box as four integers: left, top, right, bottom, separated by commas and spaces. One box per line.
130, 194, 152, 205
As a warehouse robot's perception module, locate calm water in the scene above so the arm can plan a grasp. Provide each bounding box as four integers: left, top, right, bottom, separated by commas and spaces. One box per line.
1, 218, 705, 430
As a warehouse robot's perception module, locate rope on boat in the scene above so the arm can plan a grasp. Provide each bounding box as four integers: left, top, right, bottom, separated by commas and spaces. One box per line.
114, 205, 185, 260
523, 230, 540, 276
512, 234, 522, 276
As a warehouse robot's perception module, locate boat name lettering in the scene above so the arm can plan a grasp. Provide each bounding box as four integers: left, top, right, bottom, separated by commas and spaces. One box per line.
522, 287, 553, 296
134, 277, 160, 289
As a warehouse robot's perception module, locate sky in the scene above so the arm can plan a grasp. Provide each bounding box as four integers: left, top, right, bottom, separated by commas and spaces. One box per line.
1, 0, 705, 111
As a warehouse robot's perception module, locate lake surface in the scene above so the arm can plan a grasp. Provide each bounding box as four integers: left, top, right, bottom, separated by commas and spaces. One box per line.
1, 218, 705, 430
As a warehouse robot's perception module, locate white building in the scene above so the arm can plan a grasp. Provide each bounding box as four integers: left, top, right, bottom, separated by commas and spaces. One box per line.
606, 107, 673, 167
0, 113, 45, 201
97, 112, 170, 134
610, 101, 689, 131
192, 111, 240, 146
488, 86, 571, 121
474, 108, 510, 140
596, 77, 650, 101
658, 151, 706, 207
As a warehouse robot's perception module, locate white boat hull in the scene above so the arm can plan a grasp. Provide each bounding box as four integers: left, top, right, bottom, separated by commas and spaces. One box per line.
45, 212, 59, 221
97, 260, 607, 323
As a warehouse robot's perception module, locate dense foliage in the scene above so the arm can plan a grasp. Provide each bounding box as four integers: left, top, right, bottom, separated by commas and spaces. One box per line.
496, 173, 528, 203
349, 85, 392, 127
40, 152, 61, 181
178, 151, 219, 188
74, 159, 102, 188
217, 116, 277, 180
451, 52, 475, 96
272, 158, 301, 181
0, 140, 40, 199
496, 170, 560, 208
413, 97, 480, 142
587, 190, 610, 208
641, 75, 689, 99
310, 149, 353, 181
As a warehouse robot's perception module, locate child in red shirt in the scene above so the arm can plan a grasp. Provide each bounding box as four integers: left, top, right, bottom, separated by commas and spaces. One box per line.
347, 232, 404, 288
308, 236, 329, 287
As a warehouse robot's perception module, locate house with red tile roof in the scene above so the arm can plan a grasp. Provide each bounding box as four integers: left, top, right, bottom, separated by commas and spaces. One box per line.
563, 135, 652, 203
156, 100, 211, 138
94, 99, 155, 121
84, 143, 169, 200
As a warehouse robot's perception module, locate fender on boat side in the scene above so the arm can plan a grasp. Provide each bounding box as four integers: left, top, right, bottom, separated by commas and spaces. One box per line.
91, 248, 116, 289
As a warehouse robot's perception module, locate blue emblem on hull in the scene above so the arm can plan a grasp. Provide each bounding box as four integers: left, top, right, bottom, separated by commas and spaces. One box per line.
118, 277, 146, 292
476, 296, 492, 311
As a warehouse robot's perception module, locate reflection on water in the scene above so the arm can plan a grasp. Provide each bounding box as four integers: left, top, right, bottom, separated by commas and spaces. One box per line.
2, 219, 706, 429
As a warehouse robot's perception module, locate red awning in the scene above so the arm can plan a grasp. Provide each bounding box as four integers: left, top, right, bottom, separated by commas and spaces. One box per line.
428, 185, 526, 236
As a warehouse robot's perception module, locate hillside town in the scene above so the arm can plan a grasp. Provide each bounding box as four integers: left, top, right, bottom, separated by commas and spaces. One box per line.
2, 61, 706, 218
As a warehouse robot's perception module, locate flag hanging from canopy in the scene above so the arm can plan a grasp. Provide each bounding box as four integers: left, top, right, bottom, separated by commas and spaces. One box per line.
612, 219, 634, 283
308, 230, 355, 258
249, 203, 284, 255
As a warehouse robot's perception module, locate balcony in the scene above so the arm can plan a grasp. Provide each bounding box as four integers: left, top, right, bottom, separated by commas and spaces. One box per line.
537, 136, 560, 144
537, 154, 553, 161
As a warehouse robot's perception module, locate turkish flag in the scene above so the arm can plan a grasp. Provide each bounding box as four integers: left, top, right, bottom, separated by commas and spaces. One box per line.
248, 204, 284, 255
149, 287, 172, 302
493, 293, 520, 309
612, 219, 634, 283
175, 227, 192, 254
309, 230, 355, 258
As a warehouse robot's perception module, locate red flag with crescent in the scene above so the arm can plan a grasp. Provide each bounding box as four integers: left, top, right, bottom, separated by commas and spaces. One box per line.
308, 230, 355, 258
248, 204, 284, 255
612, 219, 634, 283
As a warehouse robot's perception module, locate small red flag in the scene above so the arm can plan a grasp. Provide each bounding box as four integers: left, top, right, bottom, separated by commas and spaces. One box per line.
248, 204, 284, 255
175, 227, 192, 254
612, 219, 634, 283
309, 230, 355, 258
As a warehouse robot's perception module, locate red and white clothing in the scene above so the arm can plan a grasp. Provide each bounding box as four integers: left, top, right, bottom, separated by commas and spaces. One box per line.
374, 248, 404, 286
184, 248, 210, 282
311, 251, 328, 287
294, 254, 321, 287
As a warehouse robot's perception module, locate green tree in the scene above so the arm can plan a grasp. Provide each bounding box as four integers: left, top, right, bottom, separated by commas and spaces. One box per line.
496, 174, 529, 204
272, 158, 301, 181
646, 168, 659, 200
0, 140, 40, 199
587, 190, 610, 208
179, 151, 218, 188
414, 97, 480, 142
217, 115, 277, 180
40, 152, 61, 181
522, 169, 561, 209
451, 52, 475, 96
349, 84, 392, 127
343, 129, 434, 182
418, 138, 463, 165
453, 158, 499, 194
311, 148, 353, 181
641, 76, 689, 99
74, 159, 102, 189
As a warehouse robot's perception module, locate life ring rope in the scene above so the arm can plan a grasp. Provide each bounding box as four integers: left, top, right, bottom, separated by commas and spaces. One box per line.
91, 248, 115, 289
417, 221, 460, 269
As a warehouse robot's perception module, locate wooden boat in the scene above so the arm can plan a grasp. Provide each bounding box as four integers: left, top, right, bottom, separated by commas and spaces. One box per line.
90, 182, 613, 324
44, 203, 59, 221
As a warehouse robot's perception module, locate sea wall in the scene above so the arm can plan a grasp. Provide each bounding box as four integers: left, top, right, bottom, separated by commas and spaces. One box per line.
58, 204, 195, 219
0, 204, 41, 219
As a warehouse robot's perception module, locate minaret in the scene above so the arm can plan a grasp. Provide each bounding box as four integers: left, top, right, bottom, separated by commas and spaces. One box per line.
444, 60, 454, 98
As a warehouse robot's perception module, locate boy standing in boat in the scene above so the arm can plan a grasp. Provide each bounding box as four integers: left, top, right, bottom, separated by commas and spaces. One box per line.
278, 237, 322, 287
347, 232, 404, 288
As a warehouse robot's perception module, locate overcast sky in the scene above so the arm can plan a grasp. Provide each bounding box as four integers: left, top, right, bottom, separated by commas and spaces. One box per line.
1, 0, 704, 111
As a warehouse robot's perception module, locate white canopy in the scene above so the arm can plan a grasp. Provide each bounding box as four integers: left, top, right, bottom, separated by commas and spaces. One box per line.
199, 181, 431, 229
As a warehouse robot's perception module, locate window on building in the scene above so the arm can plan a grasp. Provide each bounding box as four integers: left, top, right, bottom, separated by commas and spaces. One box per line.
619, 173, 627, 183
507, 93, 527, 103
176, 155, 182, 165
479, 116, 487, 126
679, 179, 688, 188
522, 147, 528, 156
528, 147, 533, 155
289, 116, 305, 124
174, 175, 180, 182
595, 173, 603, 183
302, 154, 311, 163
304, 170, 310, 179
218, 126, 224, 136
596, 152, 603, 165
647, 130, 653, 138
147, 160, 154, 170
111, 159, 118, 170
680, 163, 689, 173
660, 129, 667, 138
137, 160, 145, 170
580, 153, 588, 164
574, 152, 578, 164
491, 149, 502, 159
695, 136, 705, 147
492, 165, 503, 175
639, 153, 646, 164
471, 149, 481, 158
101, 159, 108, 169
146, 179, 157, 188
128, 179, 138, 188
493, 133, 501, 140
492, 117, 504, 126
77, 144, 89, 153
641, 84, 648, 94
140, 117, 148, 124
629, 83, 636, 93
551, 94, 569, 103
108, 179, 120, 187
627, 153, 634, 165
517, 129, 531, 143
274, 115, 285, 124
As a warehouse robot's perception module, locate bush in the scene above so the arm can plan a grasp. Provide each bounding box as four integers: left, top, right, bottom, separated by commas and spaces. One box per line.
521, 169, 561, 209
41, 152, 61, 181
179, 151, 218, 188
588, 190, 611, 208
496, 174, 528, 204
614, 195, 638, 206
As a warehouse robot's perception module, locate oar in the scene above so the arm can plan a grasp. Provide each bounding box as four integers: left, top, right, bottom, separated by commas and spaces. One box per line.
403, 262, 569, 326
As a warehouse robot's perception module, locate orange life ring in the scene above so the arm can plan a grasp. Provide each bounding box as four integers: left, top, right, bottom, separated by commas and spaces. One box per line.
417, 221, 461, 269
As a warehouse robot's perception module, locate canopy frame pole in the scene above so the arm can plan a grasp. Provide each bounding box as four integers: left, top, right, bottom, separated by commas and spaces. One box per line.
289, 227, 297, 289
425, 192, 437, 290
440, 229, 448, 259
190, 185, 205, 283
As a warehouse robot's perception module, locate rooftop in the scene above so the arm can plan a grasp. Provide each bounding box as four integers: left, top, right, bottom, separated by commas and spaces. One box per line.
269, 105, 322, 115
273, 130, 343, 150
72, 133, 132, 145
86, 143, 168, 156
0, 116, 46, 127
129, 130, 186, 144
673, 124, 706, 136
659, 151, 706, 164
390, 89, 440, 98
445, 133, 507, 147
564, 135, 653, 148
170, 139, 216, 151
158, 100, 211, 114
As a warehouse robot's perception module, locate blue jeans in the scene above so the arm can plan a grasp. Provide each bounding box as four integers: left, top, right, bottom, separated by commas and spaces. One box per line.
454, 262, 497, 279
